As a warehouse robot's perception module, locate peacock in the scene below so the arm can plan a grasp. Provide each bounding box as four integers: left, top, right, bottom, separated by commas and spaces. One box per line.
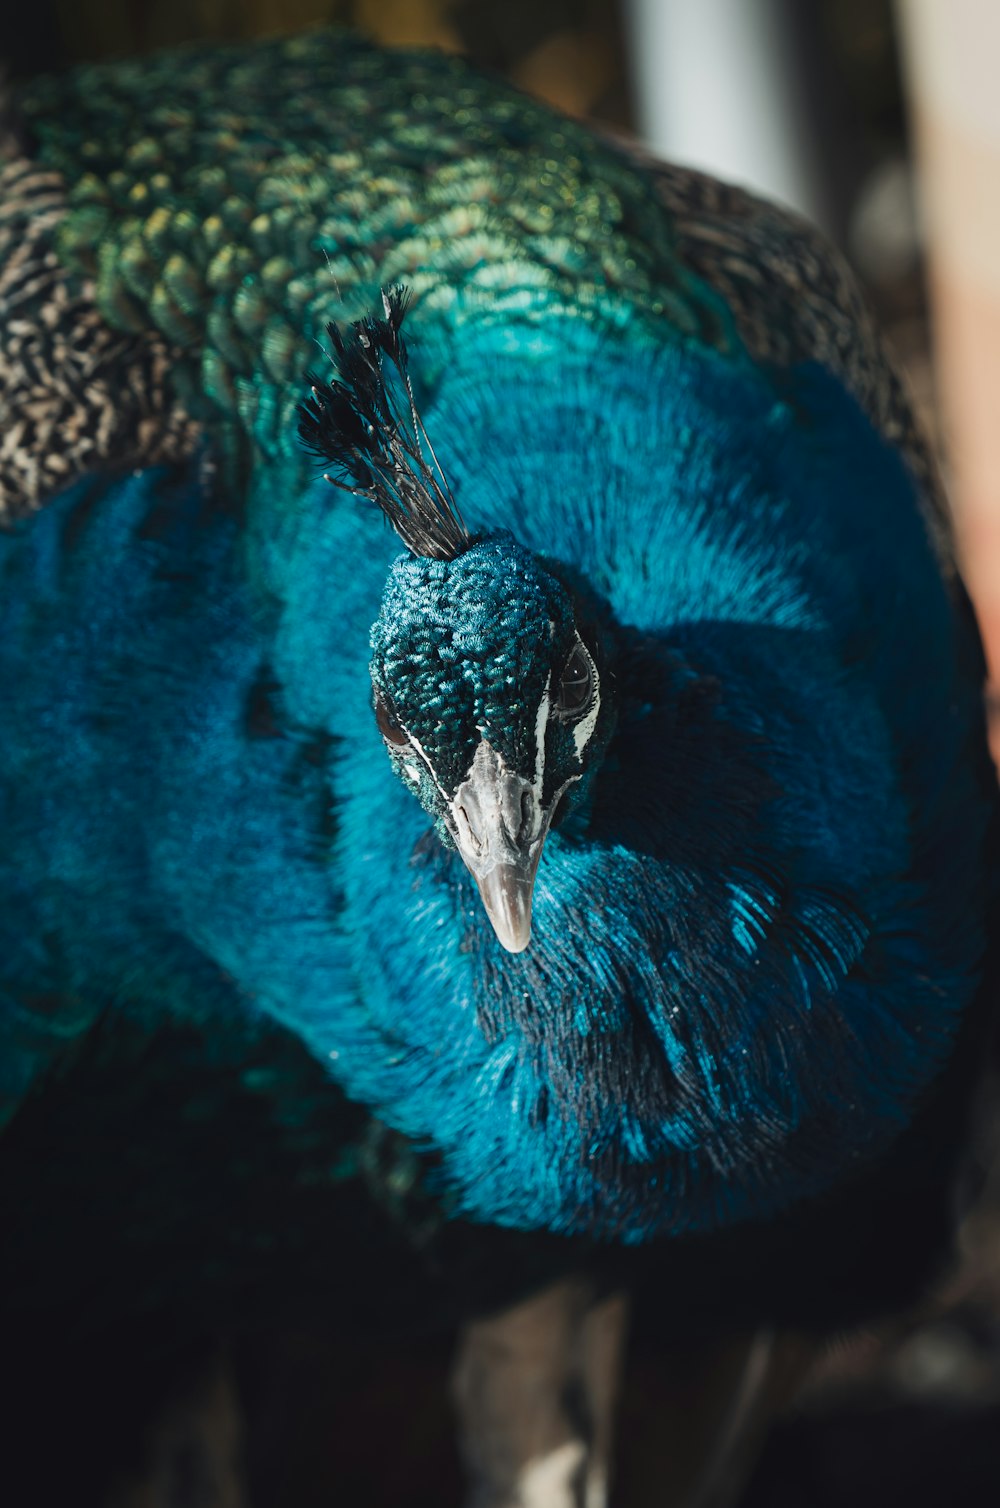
1, 26, 997, 1508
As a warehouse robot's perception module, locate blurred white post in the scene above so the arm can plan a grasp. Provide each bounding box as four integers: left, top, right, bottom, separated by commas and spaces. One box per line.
623, 0, 826, 227
896, 1, 1000, 683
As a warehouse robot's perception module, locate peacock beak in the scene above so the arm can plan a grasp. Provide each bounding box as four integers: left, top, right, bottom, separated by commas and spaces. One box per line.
449, 739, 550, 953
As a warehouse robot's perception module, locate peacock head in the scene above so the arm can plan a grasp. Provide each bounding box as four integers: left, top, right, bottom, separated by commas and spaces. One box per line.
299, 288, 614, 952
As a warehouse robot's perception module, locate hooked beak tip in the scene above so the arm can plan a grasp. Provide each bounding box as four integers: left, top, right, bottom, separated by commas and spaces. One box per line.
474, 865, 535, 953
494, 921, 532, 955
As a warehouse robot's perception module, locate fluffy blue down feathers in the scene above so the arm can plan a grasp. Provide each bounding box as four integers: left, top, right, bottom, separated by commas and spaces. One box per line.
0, 325, 992, 1240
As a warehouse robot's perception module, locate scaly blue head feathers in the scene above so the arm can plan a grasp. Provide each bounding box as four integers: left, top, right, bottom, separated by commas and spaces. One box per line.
369, 534, 616, 949
370, 535, 571, 795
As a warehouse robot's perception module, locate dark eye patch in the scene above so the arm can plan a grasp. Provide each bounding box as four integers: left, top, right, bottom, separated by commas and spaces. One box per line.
374, 692, 409, 748
555, 641, 595, 720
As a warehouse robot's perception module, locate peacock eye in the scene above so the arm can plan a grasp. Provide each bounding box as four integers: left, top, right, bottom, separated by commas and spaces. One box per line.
555, 641, 595, 720
374, 693, 409, 748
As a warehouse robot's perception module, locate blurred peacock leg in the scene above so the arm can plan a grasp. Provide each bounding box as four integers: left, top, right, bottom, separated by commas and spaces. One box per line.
577, 1290, 630, 1508
617, 1328, 818, 1508
681, 1330, 806, 1508
451, 1278, 629, 1508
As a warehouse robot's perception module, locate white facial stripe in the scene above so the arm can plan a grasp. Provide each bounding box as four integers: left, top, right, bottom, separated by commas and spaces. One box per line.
402, 729, 450, 803
533, 677, 551, 794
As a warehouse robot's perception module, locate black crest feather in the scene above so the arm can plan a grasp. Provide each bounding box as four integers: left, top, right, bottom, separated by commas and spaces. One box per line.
298, 286, 471, 561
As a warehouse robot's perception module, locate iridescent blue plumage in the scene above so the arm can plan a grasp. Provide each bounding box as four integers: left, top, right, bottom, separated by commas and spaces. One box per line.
2, 324, 993, 1246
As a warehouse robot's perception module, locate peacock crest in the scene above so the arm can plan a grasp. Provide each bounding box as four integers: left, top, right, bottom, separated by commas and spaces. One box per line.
298, 286, 471, 562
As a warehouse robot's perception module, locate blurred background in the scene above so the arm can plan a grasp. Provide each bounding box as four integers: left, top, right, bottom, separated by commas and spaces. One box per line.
5, 2, 1000, 1505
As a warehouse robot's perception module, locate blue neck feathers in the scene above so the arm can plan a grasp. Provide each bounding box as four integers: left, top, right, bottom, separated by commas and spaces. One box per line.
1, 330, 991, 1240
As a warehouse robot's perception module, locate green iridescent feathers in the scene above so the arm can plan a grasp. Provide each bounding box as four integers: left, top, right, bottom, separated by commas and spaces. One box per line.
13, 29, 736, 477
